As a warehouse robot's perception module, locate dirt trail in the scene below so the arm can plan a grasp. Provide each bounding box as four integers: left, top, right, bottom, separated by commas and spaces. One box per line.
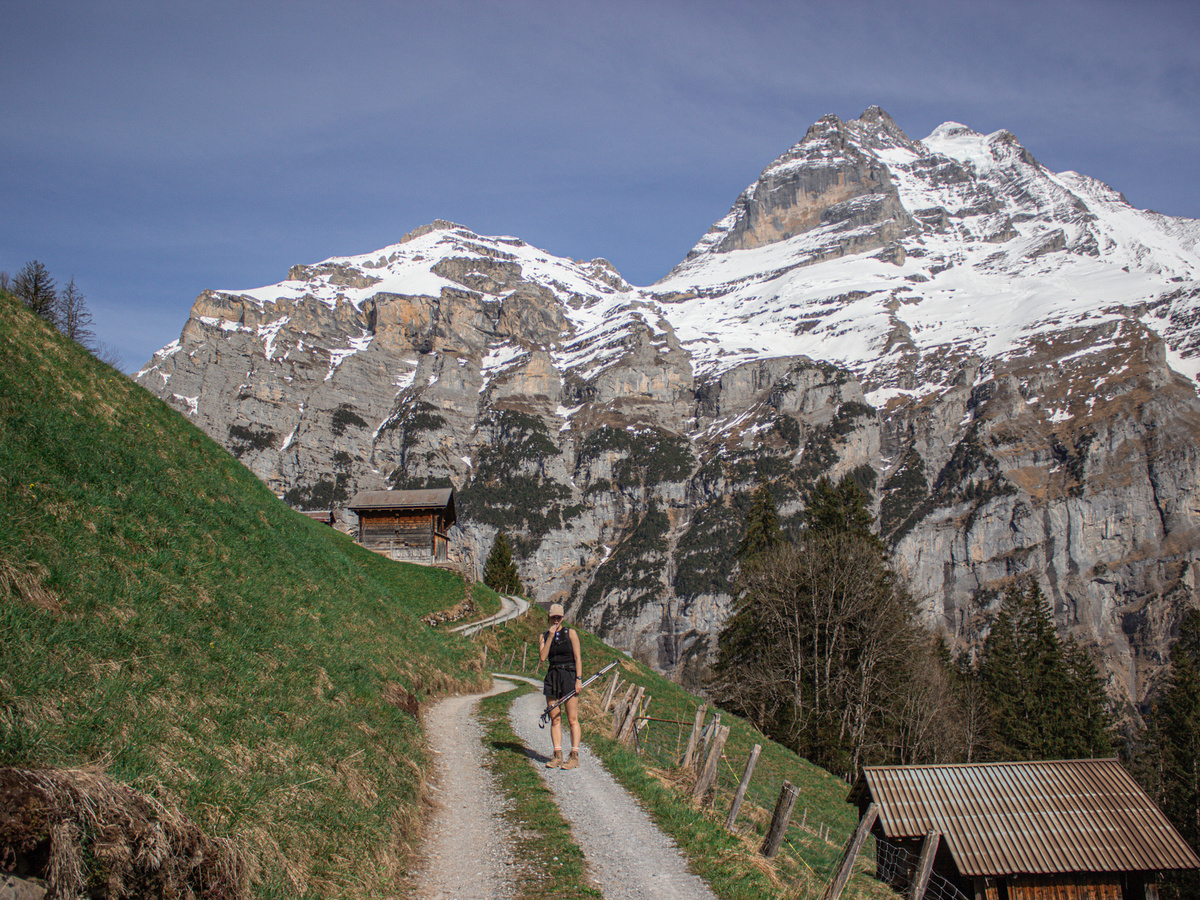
414, 680, 518, 900
508, 687, 719, 900
415, 677, 718, 900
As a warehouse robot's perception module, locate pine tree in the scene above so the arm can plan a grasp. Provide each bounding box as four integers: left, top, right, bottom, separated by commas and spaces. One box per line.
12, 260, 57, 325
803, 475, 875, 540
1060, 637, 1113, 757
1157, 610, 1200, 896
482, 529, 522, 595
737, 483, 784, 560
711, 484, 786, 719
979, 580, 1113, 760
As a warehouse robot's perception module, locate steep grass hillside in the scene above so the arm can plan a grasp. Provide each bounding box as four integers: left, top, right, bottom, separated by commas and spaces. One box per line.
0, 291, 495, 898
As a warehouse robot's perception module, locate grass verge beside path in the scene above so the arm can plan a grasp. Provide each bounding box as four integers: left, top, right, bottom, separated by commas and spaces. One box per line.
478, 686, 602, 900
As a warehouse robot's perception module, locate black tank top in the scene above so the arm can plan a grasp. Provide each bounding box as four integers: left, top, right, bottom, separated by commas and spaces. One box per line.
546, 626, 574, 669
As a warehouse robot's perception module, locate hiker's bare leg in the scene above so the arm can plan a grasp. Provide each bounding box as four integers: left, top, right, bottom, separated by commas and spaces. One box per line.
566, 695, 580, 752
548, 699, 563, 752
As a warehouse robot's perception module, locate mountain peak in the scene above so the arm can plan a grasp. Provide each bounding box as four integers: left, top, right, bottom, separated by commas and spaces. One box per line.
674, 107, 916, 265
850, 105, 914, 149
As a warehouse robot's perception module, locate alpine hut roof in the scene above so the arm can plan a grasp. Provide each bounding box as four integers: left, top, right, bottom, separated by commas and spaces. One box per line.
347, 488, 455, 518
849, 758, 1199, 877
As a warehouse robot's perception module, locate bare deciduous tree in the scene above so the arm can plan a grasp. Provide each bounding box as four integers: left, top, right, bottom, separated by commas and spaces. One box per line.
714, 532, 921, 778
57, 277, 95, 349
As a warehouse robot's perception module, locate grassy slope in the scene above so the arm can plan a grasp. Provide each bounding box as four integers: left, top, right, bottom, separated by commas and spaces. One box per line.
0, 292, 497, 898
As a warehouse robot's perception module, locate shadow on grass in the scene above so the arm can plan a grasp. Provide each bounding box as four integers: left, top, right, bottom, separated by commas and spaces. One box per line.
489, 739, 544, 764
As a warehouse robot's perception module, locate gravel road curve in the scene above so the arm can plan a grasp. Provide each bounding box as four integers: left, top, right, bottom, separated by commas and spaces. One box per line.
509, 686, 720, 900
414, 681, 518, 900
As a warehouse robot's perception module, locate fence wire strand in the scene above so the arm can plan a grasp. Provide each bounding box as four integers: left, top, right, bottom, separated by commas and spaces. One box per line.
875, 835, 970, 900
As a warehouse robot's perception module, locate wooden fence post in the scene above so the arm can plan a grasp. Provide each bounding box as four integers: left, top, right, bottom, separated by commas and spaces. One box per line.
601, 672, 620, 711
632, 697, 653, 753
694, 713, 721, 769
819, 802, 878, 900
621, 693, 646, 748
628, 694, 651, 749
681, 703, 708, 768
725, 744, 762, 831
909, 831, 941, 900
691, 724, 730, 805
760, 780, 800, 858
616, 686, 645, 745
612, 698, 626, 737
619, 682, 635, 709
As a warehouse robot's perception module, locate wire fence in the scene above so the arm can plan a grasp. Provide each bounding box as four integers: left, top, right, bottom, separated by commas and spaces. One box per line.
875, 836, 970, 900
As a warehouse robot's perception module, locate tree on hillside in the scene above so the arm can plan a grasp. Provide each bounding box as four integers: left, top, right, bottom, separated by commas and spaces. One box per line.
978, 580, 1113, 760
483, 529, 522, 596
1136, 609, 1200, 900
12, 260, 57, 325
737, 483, 784, 560
711, 483, 787, 724
57, 276, 95, 349
712, 474, 931, 779
802, 475, 875, 539
887, 635, 986, 765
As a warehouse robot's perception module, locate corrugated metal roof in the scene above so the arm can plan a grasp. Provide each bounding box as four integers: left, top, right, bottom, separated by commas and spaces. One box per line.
347, 489, 455, 511
857, 759, 1199, 877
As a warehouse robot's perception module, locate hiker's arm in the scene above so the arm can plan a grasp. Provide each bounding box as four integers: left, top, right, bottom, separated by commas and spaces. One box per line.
570, 629, 583, 691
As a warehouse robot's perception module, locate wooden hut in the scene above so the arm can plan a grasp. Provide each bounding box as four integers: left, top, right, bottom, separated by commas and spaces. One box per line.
347, 489, 456, 564
826, 759, 1198, 900
299, 509, 335, 526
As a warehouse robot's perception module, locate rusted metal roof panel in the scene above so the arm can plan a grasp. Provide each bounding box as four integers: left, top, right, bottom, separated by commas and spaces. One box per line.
858, 759, 1199, 877
347, 489, 455, 511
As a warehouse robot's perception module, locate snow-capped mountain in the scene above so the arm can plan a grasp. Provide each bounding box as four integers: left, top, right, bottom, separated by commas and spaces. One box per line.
137, 107, 1200, 712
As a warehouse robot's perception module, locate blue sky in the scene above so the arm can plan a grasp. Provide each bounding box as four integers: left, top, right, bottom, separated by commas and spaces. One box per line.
3, 0, 1198, 372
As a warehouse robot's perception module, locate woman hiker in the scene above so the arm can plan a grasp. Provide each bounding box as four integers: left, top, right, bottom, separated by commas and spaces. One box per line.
539, 602, 583, 769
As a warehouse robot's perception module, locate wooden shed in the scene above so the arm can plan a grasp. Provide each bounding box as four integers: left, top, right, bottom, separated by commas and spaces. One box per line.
827, 759, 1198, 900
347, 489, 456, 564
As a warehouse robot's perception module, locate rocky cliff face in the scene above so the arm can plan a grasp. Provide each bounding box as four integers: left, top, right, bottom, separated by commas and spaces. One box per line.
137, 108, 1200, 713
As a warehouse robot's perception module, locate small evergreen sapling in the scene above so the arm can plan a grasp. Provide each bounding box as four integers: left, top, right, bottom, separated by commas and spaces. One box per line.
483, 529, 523, 596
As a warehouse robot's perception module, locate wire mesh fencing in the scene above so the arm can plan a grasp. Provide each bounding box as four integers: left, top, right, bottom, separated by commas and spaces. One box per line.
875, 835, 970, 900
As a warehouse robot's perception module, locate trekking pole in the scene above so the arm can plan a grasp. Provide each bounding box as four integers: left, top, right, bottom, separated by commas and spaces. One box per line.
539, 660, 619, 728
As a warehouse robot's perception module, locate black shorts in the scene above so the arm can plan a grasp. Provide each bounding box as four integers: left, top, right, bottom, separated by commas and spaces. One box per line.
543, 667, 575, 699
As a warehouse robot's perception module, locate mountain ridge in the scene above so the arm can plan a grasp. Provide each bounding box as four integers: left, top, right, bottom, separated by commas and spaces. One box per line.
135, 106, 1200, 715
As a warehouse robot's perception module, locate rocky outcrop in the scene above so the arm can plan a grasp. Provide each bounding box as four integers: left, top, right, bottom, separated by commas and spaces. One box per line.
137, 109, 1200, 712
680, 108, 919, 267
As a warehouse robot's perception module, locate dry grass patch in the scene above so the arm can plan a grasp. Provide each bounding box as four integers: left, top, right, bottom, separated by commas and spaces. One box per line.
0, 555, 60, 615
0, 766, 248, 899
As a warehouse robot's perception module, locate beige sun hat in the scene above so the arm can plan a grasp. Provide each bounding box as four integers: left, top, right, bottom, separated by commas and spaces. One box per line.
548, 603, 565, 617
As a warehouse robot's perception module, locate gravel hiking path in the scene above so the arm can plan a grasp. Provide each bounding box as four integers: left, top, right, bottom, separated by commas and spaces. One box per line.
414, 680, 519, 900
508, 685, 720, 900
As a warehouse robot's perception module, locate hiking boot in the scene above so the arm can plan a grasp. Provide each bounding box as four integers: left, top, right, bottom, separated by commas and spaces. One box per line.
561, 750, 579, 770
545, 750, 563, 769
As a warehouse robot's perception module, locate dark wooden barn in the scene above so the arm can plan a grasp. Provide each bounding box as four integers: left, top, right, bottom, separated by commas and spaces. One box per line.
824, 759, 1198, 900
347, 489, 456, 564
